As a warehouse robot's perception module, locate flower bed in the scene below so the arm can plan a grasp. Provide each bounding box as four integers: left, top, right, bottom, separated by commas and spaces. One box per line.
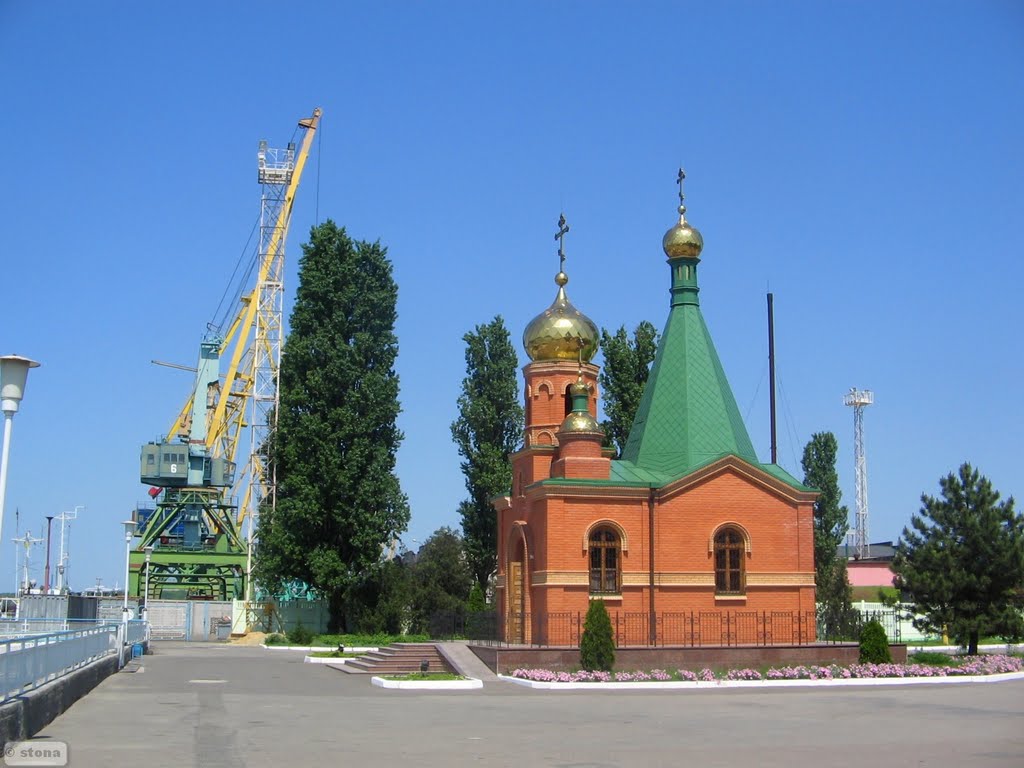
509, 654, 1023, 684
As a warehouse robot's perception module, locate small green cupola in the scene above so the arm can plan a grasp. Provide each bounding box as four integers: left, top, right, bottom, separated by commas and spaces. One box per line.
618, 170, 759, 478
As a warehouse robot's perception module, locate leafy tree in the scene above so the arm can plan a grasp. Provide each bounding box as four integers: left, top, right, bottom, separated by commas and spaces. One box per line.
407, 527, 474, 635
801, 432, 856, 634
451, 316, 523, 593
255, 221, 410, 632
346, 558, 411, 635
892, 463, 1024, 654
579, 598, 615, 672
598, 322, 658, 456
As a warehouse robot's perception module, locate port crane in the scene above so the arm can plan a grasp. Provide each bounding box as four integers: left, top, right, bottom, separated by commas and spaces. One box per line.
130, 109, 321, 601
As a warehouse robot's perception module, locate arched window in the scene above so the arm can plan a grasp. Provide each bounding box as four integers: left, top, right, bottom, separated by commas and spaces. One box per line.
714, 527, 745, 595
589, 527, 620, 594
564, 384, 574, 417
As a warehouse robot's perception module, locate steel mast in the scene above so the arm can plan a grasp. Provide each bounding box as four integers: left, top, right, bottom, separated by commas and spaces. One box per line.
843, 388, 873, 559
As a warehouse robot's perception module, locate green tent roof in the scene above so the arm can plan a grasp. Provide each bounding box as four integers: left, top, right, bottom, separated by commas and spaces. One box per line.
611, 245, 808, 493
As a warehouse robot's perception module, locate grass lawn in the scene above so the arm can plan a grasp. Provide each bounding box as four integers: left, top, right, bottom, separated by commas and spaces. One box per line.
382, 672, 464, 681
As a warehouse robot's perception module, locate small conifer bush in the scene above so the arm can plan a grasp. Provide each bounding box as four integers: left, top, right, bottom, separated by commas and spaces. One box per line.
287, 622, 314, 646
859, 619, 892, 664
580, 599, 615, 672
468, 584, 487, 613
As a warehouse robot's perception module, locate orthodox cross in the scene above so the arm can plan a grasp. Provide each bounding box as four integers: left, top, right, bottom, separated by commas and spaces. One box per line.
677, 167, 686, 207
555, 213, 570, 274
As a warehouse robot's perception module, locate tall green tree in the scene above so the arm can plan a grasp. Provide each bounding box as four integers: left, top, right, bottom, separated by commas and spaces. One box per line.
892, 463, 1024, 654
598, 322, 658, 457
255, 221, 409, 632
407, 527, 474, 634
451, 316, 523, 593
801, 432, 855, 635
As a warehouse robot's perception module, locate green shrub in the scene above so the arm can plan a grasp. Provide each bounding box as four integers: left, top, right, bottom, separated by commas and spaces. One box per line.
313, 632, 430, 647
909, 651, 959, 667
859, 619, 892, 664
579, 599, 615, 672
287, 622, 314, 646
265, 633, 287, 646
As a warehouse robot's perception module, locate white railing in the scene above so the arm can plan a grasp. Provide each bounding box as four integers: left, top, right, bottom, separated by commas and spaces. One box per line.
0, 625, 119, 702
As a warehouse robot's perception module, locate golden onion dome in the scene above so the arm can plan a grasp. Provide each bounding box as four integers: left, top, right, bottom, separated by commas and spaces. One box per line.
662, 204, 703, 259
559, 378, 603, 435
523, 272, 599, 362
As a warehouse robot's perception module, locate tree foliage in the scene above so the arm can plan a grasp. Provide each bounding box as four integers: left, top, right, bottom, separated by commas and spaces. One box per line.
579, 598, 615, 672
598, 322, 658, 457
407, 527, 474, 634
892, 463, 1024, 654
801, 432, 856, 633
255, 221, 410, 632
451, 316, 523, 593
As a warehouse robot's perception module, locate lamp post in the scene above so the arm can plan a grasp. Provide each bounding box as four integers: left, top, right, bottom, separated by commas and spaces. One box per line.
0, 355, 41, 546
121, 519, 136, 630
143, 545, 154, 619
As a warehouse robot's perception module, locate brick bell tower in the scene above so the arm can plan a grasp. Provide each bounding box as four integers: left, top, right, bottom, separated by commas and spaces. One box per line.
517, 213, 608, 485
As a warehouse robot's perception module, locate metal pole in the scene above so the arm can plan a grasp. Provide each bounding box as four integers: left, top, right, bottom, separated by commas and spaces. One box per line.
43, 515, 53, 593
767, 293, 777, 464
648, 488, 656, 645
0, 412, 14, 546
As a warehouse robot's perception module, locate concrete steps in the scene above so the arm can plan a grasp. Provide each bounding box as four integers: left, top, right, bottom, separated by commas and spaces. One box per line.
335, 643, 452, 675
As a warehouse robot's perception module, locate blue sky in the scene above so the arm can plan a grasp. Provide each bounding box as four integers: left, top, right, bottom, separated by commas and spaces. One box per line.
1, 1, 1021, 591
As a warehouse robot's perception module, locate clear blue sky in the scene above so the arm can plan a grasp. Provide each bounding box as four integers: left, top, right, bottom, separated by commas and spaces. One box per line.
1, 1, 1021, 591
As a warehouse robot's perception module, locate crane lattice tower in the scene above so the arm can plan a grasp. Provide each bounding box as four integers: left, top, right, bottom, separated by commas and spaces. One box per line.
843, 388, 873, 559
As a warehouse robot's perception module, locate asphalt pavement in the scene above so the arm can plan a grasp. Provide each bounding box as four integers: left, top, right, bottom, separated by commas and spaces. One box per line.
30, 642, 1024, 768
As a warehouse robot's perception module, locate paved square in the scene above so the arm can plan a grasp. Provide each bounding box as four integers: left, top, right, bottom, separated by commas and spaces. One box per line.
34, 643, 1024, 767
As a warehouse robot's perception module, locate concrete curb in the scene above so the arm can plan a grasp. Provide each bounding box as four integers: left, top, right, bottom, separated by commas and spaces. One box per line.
303, 655, 356, 664
261, 645, 377, 653
371, 676, 483, 690
499, 670, 1024, 690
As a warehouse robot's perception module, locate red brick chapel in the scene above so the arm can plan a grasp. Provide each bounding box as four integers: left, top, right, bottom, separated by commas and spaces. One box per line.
493, 179, 818, 645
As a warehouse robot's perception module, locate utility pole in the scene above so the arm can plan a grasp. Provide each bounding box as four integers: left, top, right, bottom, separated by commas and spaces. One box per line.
56, 506, 82, 593
13, 532, 42, 594
43, 515, 54, 593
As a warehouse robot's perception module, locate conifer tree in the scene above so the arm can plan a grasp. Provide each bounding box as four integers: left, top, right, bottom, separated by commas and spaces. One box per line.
892, 463, 1024, 654
451, 316, 523, 593
801, 432, 856, 635
579, 598, 615, 672
255, 221, 409, 632
598, 322, 658, 457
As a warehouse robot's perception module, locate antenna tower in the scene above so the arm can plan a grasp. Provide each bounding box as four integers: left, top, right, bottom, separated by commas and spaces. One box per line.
843, 388, 873, 559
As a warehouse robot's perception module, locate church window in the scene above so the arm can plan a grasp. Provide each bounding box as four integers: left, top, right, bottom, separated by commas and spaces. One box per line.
564, 384, 573, 417
714, 527, 745, 595
589, 527, 620, 594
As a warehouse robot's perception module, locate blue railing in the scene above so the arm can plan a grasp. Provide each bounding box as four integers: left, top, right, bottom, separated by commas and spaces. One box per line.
0, 620, 150, 701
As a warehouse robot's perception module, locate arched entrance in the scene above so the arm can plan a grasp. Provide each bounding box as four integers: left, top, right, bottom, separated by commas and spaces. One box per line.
507, 525, 528, 643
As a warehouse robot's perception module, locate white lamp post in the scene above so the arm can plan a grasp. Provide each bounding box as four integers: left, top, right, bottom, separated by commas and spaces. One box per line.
0, 355, 40, 546
121, 520, 136, 627
143, 545, 154, 619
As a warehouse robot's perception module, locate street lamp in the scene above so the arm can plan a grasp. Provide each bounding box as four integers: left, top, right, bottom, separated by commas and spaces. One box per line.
0, 355, 41, 546
143, 545, 154, 619
121, 520, 136, 628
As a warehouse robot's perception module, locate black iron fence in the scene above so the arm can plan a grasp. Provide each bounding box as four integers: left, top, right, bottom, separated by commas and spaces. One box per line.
429, 608, 902, 647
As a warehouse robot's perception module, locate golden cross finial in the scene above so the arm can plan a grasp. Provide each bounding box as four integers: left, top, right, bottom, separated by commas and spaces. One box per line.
555, 213, 570, 274
677, 167, 687, 205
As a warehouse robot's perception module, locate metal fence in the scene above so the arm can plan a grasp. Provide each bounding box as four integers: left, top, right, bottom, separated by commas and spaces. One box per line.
432, 610, 857, 647
0, 625, 118, 702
